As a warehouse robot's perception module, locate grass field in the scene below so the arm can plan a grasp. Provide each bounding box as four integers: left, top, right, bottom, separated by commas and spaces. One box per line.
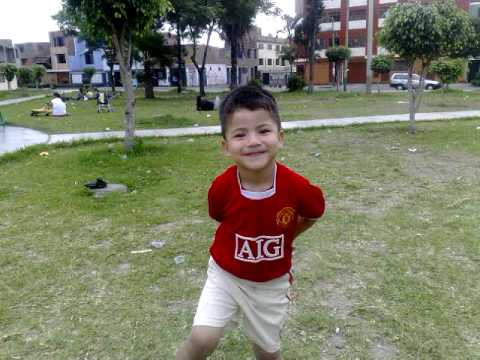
1, 118, 479, 359
0, 88, 50, 101
1, 89, 480, 134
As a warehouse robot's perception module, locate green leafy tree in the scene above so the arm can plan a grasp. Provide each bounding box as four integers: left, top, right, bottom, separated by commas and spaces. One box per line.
0, 64, 18, 91
430, 58, 464, 90
17, 68, 33, 95
380, 0, 474, 134
218, 0, 276, 89
134, 31, 174, 99
371, 55, 393, 93
295, 0, 324, 93
55, 0, 172, 152
280, 14, 301, 75
83, 67, 96, 85
31, 65, 47, 89
325, 46, 351, 92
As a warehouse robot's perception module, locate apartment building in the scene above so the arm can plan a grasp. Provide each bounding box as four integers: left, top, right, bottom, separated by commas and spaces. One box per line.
48, 31, 75, 86
69, 38, 110, 86
15, 42, 51, 69
225, 30, 258, 86
255, 27, 291, 86
295, 0, 470, 84
0, 39, 19, 90
184, 45, 228, 87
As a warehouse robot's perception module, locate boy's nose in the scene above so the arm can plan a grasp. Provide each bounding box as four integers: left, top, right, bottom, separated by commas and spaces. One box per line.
246, 133, 261, 146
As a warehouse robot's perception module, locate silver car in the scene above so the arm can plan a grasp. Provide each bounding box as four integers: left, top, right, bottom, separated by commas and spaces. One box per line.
390, 73, 441, 90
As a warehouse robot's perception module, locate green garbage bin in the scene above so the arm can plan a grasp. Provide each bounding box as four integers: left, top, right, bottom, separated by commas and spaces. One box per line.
0, 111, 6, 125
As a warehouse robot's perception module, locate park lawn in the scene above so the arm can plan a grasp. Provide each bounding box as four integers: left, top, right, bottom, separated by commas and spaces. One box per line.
1, 118, 479, 359
0, 88, 51, 101
1, 88, 480, 134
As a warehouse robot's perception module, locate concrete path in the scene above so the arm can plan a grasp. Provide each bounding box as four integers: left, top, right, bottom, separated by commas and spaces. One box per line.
0, 95, 47, 107
47, 110, 480, 145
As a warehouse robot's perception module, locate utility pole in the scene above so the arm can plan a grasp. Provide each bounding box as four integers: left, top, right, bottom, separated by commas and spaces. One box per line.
343, 0, 350, 92
366, 0, 374, 94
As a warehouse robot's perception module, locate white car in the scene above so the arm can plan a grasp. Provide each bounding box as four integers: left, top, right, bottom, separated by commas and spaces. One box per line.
390, 73, 442, 90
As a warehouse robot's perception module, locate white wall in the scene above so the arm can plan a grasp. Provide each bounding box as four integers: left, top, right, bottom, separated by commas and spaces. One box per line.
0, 76, 18, 91
186, 64, 228, 87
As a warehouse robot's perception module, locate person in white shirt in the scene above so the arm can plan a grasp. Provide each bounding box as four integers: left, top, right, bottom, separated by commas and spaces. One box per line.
51, 92, 67, 116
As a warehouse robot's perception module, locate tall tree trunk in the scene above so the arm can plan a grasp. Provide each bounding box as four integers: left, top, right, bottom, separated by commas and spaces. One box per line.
107, 59, 116, 93
308, 38, 314, 93
144, 58, 155, 99
408, 63, 416, 134
176, 21, 183, 93
112, 32, 136, 152
230, 25, 238, 90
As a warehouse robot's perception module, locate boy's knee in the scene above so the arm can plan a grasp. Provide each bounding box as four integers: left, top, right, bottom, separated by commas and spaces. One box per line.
252, 343, 282, 360
189, 326, 222, 354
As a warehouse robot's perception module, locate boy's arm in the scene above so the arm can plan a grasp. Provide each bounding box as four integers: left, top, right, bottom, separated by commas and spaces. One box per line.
294, 216, 318, 238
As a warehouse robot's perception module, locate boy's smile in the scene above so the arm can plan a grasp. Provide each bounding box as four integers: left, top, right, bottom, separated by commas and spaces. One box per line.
222, 108, 284, 179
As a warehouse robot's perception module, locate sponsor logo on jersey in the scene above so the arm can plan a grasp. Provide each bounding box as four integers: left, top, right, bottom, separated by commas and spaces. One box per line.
276, 207, 295, 228
234, 234, 284, 263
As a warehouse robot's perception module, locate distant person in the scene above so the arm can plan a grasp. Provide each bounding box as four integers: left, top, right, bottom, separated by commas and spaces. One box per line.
51, 92, 67, 117
176, 86, 326, 359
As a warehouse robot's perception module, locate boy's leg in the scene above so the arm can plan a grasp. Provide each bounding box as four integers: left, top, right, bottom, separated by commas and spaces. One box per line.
176, 325, 224, 360
252, 342, 282, 360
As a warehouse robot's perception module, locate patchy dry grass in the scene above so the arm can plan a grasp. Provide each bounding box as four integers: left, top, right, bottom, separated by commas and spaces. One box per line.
1, 119, 479, 359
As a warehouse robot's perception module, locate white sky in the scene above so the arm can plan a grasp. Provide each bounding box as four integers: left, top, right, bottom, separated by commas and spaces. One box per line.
0, 0, 295, 46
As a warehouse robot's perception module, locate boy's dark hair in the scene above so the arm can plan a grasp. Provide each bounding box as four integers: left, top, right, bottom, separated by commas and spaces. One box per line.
219, 85, 281, 138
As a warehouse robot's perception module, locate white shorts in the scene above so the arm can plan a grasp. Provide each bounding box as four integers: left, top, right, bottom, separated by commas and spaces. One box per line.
193, 257, 291, 353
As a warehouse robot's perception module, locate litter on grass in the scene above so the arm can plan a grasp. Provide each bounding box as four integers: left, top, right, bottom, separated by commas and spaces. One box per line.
408, 147, 417, 153
151, 240, 166, 249
175, 255, 185, 264
131, 249, 152, 254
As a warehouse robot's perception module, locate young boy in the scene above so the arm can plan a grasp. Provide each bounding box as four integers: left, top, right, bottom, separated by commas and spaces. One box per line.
176, 86, 326, 360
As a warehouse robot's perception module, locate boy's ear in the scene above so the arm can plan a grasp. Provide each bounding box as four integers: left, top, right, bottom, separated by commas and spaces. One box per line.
279, 129, 285, 147
221, 138, 230, 156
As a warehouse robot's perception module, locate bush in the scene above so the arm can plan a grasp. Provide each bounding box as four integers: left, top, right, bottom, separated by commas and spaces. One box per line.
248, 78, 263, 88
471, 72, 480, 87
287, 75, 306, 92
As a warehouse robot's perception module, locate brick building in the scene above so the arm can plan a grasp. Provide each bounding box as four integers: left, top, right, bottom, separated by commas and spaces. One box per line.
295, 0, 471, 84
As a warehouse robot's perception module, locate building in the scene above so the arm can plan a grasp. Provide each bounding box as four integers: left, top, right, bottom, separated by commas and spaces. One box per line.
0, 39, 19, 90
69, 38, 110, 86
48, 31, 75, 86
295, 0, 471, 84
255, 27, 292, 86
184, 45, 228, 87
225, 30, 258, 86
15, 42, 51, 69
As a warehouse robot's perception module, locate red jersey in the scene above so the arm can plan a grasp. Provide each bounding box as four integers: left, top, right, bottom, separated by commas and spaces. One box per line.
208, 162, 326, 282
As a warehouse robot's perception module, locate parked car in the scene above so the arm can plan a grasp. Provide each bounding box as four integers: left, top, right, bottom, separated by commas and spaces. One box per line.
390, 73, 442, 90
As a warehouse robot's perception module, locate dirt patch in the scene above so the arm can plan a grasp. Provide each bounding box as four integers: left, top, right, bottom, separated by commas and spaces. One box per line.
151, 218, 206, 233
401, 151, 480, 185
112, 262, 131, 275
370, 341, 399, 360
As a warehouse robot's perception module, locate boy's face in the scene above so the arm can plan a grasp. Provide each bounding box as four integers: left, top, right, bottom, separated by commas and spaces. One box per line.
222, 108, 284, 174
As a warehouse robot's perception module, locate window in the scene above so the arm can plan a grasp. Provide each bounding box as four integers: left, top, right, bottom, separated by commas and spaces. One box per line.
350, 9, 367, 21
267, 58, 272, 65
379, 5, 391, 18
259, 58, 264, 65
247, 49, 252, 58
85, 51, 93, 65
348, 34, 366, 47
56, 53, 66, 63
276, 45, 280, 51
275, 58, 279, 65
267, 44, 272, 50
322, 11, 340, 22
258, 43, 264, 49
0, 73, 5, 82
218, 67, 221, 71
21, 59, 27, 65
53, 36, 64, 47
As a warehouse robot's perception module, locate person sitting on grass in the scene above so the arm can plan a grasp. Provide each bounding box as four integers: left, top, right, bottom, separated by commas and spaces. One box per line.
176, 86, 326, 360
50, 92, 67, 116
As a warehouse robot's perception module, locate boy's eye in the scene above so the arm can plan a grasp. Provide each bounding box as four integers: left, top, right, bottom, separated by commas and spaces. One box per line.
259, 129, 271, 134
233, 133, 245, 138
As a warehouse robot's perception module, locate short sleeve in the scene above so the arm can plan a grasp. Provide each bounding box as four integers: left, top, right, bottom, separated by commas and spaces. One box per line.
208, 178, 225, 222
297, 179, 326, 219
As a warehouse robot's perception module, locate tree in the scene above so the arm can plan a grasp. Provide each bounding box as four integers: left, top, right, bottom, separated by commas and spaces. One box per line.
17, 68, 33, 95
0, 64, 17, 91
134, 31, 175, 98
295, 0, 324, 93
370, 55, 393, 93
55, 0, 172, 151
218, 0, 275, 90
325, 46, 351, 91
185, 0, 220, 97
280, 45, 295, 75
280, 14, 301, 76
430, 58, 464, 90
379, 0, 474, 134
82, 67, 97, 85
31, 65, 47, 89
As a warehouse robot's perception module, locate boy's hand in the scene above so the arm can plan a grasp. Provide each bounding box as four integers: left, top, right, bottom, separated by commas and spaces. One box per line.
294, 216, 317, 238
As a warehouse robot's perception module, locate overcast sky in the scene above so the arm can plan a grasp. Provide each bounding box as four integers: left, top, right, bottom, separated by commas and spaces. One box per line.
0, 0, 295, 46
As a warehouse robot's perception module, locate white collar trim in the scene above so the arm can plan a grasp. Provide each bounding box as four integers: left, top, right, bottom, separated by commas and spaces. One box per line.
237, 164, 277, 200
